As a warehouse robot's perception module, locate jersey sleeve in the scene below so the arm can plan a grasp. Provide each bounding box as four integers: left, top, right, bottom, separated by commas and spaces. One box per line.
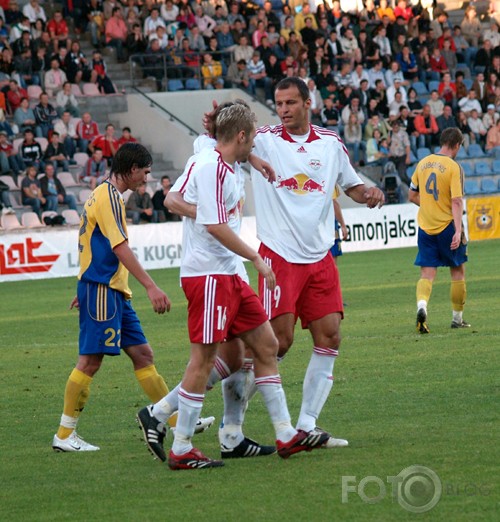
193, 134, 216, 154
194, 160, 228, 225
450, 163, 464, 198
410, 166, 420, 191
172, 154, 197, 194
94, 187, 128, 249
337, 141, 364, 190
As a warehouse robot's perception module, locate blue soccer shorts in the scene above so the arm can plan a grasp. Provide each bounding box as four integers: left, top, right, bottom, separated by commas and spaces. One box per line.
77, 281, 148, 356
414, 221, 468, 268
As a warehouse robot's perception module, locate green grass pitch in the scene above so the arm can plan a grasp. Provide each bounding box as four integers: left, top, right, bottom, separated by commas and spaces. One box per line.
0, 240, 498, 521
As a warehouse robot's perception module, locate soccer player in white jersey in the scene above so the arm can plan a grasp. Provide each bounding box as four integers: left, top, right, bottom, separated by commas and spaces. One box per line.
138, 103, 329, 470
139, 103, 277, 460
204, 78, 385, 448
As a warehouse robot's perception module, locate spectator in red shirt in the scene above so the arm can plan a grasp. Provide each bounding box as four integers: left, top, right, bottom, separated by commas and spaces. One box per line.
437, 27, 457, 52
393, 0, 412, 22
76, 112, 100, 153
429, 47, 449, 76
438, 72, 457, 106
105, 6, 128, 63
117, 126, 137, 147
414, 104, 439, 148
47, 10, 69, 53
6, 79, 27, 112
89, 123, 119, 165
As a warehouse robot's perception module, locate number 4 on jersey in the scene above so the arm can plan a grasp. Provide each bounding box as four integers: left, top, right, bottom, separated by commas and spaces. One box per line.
425, 172, 439, 201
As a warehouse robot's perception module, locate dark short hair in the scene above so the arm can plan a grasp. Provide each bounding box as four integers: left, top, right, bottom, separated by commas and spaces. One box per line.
275, 77, 310, 101
51, 131, 59, 137
122, 126, 131, 133
111, 143, 152, 178
440, 127, 463, 148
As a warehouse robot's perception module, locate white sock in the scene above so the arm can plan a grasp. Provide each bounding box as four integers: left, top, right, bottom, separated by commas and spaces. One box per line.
171, 388, 204, 456
206, 356, 231, 390
219, 359, 254, 448
152, 383, 180, 423
417, 300, 427, 312
59, 414, 78, 430
452, 310, 463, 323
255, 374, 296, 443
296, 347, 337, 432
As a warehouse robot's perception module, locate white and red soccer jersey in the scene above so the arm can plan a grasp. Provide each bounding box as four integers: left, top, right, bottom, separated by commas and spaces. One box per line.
177, 147, 244, 277
251, 124, 363, 263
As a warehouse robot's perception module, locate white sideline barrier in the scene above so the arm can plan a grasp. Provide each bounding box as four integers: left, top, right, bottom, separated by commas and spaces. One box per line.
0, 203, 423, 283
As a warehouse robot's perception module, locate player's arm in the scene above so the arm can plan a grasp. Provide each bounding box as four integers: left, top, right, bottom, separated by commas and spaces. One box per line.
165, 190, 196, 219
408, 187, 420, 205
248, 152, 276, 182
333, 199, 348, 239
113, 241, 171, 314
450, 197, 463, 250
345, 183, 385, 208
206, 222, 276, 290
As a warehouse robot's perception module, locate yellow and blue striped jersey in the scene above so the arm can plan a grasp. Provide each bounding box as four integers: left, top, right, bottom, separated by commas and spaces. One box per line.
78, 181, 131, 298
411, 154, 464, 235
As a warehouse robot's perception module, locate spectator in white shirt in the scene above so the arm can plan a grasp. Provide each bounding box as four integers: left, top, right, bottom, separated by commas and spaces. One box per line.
468, 109, 487, 145
143, 7, 166, 37
161, 0, 179, 24
387, 79, 408, 105
482, 104, 500, 130
458, 89, 483, 116
368, 60, 386, 89
22, 0, 46, 24
427, 90, 445, 118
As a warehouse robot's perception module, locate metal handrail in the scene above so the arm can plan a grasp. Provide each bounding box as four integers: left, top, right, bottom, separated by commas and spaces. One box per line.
129, 85, 200, 137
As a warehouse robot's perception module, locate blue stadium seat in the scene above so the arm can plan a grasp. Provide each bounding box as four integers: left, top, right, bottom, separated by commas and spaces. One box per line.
468, 144, 486, 158
475, 161, 493, 176
461, 163, 474, 176
412, 82, 429, 95
406, 165, 416, 179
434, 146, 441, 154
464, 179, 480, 195
409, 151, 417, 164
418, 95, 430, 106
185, 78, 201, 90
417, 147, 431, 160
480, 178, 498, 193
463, 79, 473, 90
456, 147, 468, 159
428, 80, 440, 92
492, 160, 500, 174
167, 79, 184, 91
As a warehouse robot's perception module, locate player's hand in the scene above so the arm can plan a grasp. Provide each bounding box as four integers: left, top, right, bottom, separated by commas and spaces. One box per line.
341, 224, 349, 240
450, 230, 461, 250
69, 295, 79, 309
147, 286, 171, 314
202, 99, 218, 137
248, 153, 276, 182
253, 255, 276, 291
364, 187, 385, 208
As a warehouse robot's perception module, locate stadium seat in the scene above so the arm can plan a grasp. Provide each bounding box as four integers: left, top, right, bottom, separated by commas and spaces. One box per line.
35, 137, 48, 152
480, 178, 498, 193
412, 82, 428, 95
1, 213, 23, 230
167, 79, 184, 91
82, 83, 102, 96
417, 147, 431, 161
42, 211, 58, 223
461, 163, 474, 176
409, 151, 417, 164
12, 137, 23, 154
27, 85, 42, 101
9, 192, 22, 208
73, 152, 89, 167
21, 212, 44, 227
456, 147, 468, 159
78, 188, 92, 203
494, 147, 500, 160
463, 79, 473, 90
418, 95, 430, 106
464, 179, 480, 195
0, 175, 19, 190
57, 171, 79, 187
406, 165, 416, 179
475, 161, 492, 176
433, 146, 441, 154
468, 144, 486, 158
185, 78, 201, 90
62, 209, 80, 225
71, 83, 83, 96
492, 160, 500, 174
428, 80, 440, 92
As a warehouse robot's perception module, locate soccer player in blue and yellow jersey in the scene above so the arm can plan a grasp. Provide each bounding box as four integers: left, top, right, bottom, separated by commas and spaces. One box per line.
52, 143, 172, 452
409, 127, 470, 334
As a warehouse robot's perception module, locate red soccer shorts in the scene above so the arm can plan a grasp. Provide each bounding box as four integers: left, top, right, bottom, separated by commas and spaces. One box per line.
181, 274, 268, 344
258, 243, 344, 328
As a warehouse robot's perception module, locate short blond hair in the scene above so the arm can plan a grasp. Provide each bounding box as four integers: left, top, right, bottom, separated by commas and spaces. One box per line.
215, 103, 256, 143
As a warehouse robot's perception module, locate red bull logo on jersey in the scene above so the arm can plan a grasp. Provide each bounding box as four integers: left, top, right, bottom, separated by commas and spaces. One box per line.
0, 238, 60, 275
275, 173, 325, 194
309, 159, 322, 170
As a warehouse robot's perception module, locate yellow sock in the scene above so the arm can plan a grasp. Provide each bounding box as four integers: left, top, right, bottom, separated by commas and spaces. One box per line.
135, 365, 178, 428
416, 278, 433, 305
57, 368, 93, 439
451, 280, 466, 312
